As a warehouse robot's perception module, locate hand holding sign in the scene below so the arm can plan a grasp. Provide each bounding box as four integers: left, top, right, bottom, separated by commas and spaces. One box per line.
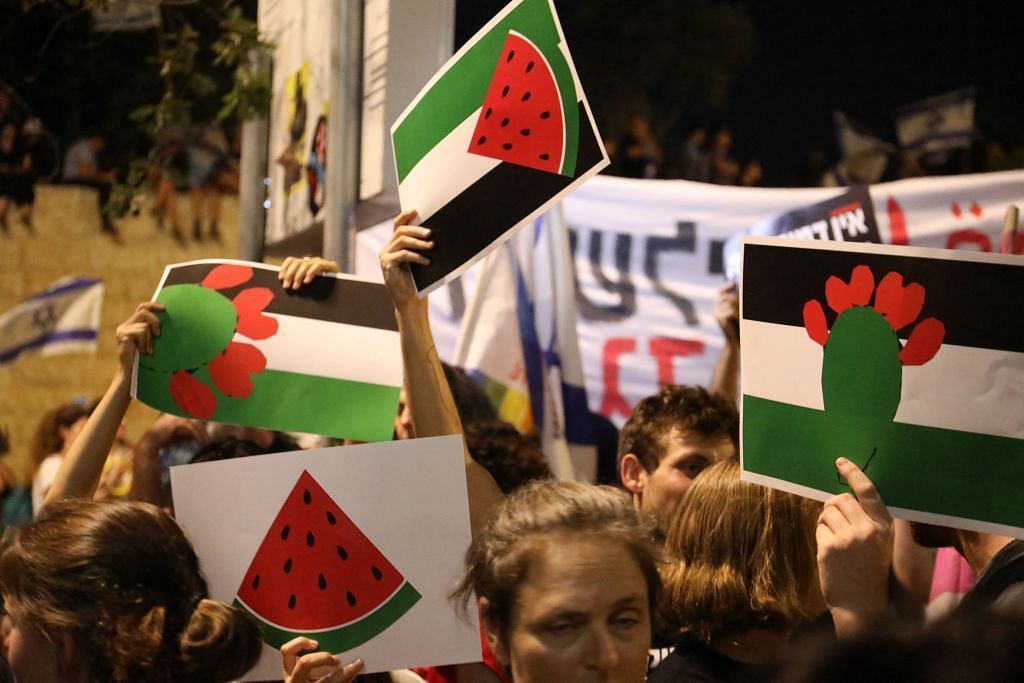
816, 457, 894, 637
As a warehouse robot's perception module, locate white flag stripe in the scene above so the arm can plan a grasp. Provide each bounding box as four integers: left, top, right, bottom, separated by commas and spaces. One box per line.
247, 313, 402, 388
397, 111, 500, 224
741, 319, 1024, 439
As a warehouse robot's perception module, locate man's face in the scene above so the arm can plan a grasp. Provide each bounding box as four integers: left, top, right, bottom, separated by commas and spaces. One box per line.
637, 428, 735, 522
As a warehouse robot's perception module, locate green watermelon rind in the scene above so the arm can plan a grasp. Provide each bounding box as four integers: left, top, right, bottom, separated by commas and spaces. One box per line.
235, 581, 422, 653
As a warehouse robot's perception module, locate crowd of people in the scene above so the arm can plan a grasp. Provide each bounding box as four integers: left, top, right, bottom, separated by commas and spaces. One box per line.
1, 84, 238, 245
604, 115, 763, 186
1, 207, 1022, 682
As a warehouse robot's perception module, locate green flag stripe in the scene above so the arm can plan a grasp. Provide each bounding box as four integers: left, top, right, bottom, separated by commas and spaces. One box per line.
235, 581, 421, 652
743, 395, 1024, 529
138, 366, 399, 443
393, 0, 579, 181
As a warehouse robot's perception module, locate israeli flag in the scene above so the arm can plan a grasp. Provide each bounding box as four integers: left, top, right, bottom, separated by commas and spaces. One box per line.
0, 277, 104, 366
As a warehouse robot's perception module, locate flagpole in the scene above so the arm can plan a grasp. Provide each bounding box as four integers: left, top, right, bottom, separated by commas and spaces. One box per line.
1001, 204, 1020, 255
324, 0, 364, 272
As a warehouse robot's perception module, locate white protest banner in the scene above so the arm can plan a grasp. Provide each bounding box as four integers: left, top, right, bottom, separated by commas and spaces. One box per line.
357, 170, 1024, 427
391, 0, 608, 296
171, 436, 478, 679
741, 237, 1024, 537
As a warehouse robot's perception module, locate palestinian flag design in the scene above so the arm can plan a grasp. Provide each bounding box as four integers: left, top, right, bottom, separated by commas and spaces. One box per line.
391, 0, 607, 295
133, 259, 401, 442
741, 237, 1024, 536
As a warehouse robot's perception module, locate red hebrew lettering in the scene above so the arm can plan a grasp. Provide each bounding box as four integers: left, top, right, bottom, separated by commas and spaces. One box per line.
649, 338, 705, 386
600, 338, 637, 421
946, 229, 991, 253
886, 196, 908, 246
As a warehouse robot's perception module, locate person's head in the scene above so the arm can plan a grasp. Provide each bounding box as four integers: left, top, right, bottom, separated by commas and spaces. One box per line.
464, 419, 552, 494
87, 133, 107, 153
685, 123, 707, 146
0, 499, 261, 682
618, 385, 738, 525
712, 126, 733, 151
454, 480, 660, 683
0, 122, 15, 148
30, 401, 90, 472
629, 114, 651, 139
660, 461, 821, 643
22, 117, 42, 141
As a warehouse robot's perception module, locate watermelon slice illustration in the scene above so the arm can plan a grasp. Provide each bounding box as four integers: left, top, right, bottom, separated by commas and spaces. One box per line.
469, 30, 567, 175
235, 470, 421, 652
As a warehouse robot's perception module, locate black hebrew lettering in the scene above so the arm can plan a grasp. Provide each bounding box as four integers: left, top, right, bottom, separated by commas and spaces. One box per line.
568, 228, 637, 322
644, 221, 699, 326
707, 239, 726, 276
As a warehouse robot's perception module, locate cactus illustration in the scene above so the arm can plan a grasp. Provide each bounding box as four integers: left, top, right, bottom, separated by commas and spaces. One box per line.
803, 265, 945, 471
140, 264, 278, 419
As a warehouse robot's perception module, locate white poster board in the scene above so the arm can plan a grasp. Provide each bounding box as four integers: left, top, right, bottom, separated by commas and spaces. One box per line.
171, 436, 479, 679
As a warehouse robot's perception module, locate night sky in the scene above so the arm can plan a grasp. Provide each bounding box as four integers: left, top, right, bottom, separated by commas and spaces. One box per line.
456, 0, 1024, 186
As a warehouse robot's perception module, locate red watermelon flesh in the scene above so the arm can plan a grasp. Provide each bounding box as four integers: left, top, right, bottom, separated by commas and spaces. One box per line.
468, 31, 565, 174
236, 470, 418, 635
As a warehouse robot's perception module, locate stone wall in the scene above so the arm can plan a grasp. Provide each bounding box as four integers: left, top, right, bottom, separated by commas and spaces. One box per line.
1, 184, 241, 482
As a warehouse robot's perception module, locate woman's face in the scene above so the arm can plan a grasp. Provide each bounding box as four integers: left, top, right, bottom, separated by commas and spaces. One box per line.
6, 618, 61, 683
492, 536, 651, 683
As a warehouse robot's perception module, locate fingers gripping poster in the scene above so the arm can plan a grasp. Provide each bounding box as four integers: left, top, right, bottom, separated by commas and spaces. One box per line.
740, 237, 1024, 537
171, 436, 479, 678
391, 0, 609, 296
131, 259, 401, 442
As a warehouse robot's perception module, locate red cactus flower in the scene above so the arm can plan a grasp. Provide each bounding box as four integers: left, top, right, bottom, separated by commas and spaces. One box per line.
804, 264, 945, 366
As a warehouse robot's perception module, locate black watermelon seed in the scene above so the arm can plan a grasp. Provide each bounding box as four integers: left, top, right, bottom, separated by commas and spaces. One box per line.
485, 107, 492, 119
526, 60, 534, 73
346, 591, 357, 607
500, 118, 509, 127
283, 558, 293, 574
288, 594, 296, 610
306, 531, 315, 547
337, 545, 348, 560
520, 129, 531, 136
371, 565, 383, 581
318, 573, 327, 590
507, 50, 515, 62
539, 153, 550, 160
476, 135, 486, 145
501, 85, 509, 97
281, 525, 290, 540
540, 111, 550, 119
303, 489, 311, 504
521, 91, 531, 102
252, 575, 260, 590
503, 143, 513, 151
326, 510, 336, 525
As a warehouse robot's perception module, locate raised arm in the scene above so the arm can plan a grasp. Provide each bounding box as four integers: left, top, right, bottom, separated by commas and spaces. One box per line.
378, 211, 504, 536
709, 282, 740, 404
45, 302, 163, 505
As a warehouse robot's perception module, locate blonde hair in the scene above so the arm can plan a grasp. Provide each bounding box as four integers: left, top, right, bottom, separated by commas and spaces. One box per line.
453, 479, 661, 638
0, 499, 261, 682
660, 461, 820, 641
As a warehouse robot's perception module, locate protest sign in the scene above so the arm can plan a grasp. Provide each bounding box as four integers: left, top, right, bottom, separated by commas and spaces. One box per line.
741, 237, 1024, 536
171, 436, 478, 678
133, 259, 401, 441
391, 0, 608, 296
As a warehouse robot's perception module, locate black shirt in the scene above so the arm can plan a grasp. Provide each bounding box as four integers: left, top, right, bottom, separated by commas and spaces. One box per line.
647, 635, 749, 683
959, 539, 1024, 616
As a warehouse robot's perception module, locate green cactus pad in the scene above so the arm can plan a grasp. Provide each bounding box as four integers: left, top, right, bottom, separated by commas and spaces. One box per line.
140, 284, 238, 373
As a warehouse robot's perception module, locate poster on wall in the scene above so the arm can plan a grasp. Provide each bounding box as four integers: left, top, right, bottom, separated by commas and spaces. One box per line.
260, 1, 331, 243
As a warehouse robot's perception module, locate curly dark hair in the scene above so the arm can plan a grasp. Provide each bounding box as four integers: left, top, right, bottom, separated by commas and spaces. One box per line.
618, 385, 738, 472
464, 420, 552, 494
